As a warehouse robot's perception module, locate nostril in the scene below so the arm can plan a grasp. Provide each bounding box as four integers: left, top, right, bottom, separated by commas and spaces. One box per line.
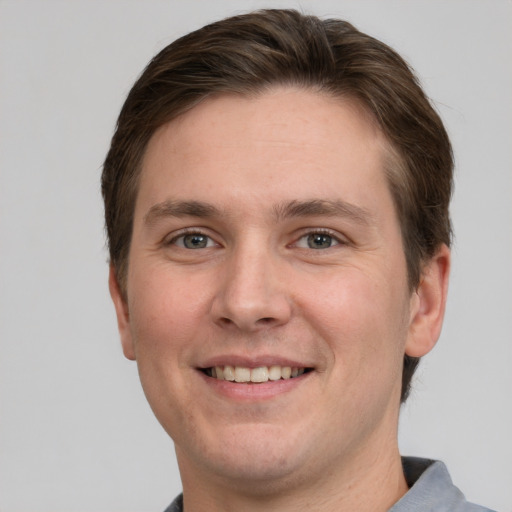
217, 316, 275, 329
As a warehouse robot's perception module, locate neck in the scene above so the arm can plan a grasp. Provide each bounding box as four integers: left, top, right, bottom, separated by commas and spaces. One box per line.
178, 439, 408, 512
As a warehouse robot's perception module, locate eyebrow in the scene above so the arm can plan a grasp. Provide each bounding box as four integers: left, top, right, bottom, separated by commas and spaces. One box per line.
144, 200, 222, 227
273, 199, 374, 226
143, 198, 373, 227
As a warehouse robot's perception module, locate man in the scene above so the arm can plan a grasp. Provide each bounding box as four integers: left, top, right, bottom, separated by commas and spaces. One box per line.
102, 9, 494, 512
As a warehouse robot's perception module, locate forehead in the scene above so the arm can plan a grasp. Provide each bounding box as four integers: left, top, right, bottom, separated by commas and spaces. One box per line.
137, 87, 391, 217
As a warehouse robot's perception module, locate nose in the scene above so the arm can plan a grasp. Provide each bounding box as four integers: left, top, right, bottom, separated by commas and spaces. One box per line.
210, 243, 292, 332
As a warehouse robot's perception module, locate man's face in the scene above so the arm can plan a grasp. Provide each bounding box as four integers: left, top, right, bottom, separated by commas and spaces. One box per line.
111, 88, 431, 490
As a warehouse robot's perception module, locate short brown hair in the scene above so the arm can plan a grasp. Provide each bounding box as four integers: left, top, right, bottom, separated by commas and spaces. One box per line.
102, 9, 453, 402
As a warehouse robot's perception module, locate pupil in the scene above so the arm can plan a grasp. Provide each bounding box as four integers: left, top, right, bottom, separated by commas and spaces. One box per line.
308, 233, 332, 249
184, 234, 207, 249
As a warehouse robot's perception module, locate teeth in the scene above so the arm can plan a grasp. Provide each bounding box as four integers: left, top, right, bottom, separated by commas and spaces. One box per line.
234, 367, 251, 382
206, 365, 307, 383
251, 367, 269, 382
223, 365, 235, 381
268, 365, 282, 381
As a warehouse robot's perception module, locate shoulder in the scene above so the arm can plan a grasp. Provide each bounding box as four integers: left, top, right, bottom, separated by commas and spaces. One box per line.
390, 457, 495, 512
163, 494, 183, 512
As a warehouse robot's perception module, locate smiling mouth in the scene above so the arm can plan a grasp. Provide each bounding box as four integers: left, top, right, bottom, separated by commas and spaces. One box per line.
202, 365, 312, 383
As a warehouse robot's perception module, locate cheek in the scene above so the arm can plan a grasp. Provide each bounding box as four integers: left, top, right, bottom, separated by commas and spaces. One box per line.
302, 267, 409, 372
125, 269, 212, 432
127, 266, 213, 363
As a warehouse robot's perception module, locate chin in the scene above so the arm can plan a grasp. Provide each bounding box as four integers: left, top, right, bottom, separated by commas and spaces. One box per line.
206, 453, 310, 496
177, 422, 316, 492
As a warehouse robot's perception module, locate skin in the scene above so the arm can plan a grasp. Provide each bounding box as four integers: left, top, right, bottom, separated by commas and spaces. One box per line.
110, 88, 450, 512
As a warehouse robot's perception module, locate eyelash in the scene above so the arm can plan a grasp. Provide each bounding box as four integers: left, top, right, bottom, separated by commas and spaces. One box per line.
165, 228, 347, 249
292, 228, 347, 249
165, 228, 217, 248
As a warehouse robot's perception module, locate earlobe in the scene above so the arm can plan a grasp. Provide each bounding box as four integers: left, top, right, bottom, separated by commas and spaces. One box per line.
405, 244, 451, 358
108, 265, 136, 361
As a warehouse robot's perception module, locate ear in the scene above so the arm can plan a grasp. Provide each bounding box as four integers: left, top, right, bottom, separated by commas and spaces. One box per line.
108, 265, 136, 360
405, 244, 451, 358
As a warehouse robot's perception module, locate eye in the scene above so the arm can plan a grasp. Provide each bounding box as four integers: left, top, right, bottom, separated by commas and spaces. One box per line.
295, 231, 341, 250
172, 232, 216, 249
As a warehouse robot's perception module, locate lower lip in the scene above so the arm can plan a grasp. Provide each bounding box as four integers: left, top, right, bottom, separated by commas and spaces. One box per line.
198, 371, 311, 401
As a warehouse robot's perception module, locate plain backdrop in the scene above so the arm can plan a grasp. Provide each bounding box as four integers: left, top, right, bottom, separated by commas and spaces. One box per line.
1, 1, 511, 511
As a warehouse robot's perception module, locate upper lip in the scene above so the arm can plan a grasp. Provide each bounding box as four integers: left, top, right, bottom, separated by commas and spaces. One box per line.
198, 354, 314, 369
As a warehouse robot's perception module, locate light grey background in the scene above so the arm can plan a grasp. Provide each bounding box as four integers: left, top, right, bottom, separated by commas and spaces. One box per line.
1, 1, 511, 511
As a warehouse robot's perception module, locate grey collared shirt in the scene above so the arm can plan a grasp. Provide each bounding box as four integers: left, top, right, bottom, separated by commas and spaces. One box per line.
164, 457, 495, 512
391, 457, 495, 512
